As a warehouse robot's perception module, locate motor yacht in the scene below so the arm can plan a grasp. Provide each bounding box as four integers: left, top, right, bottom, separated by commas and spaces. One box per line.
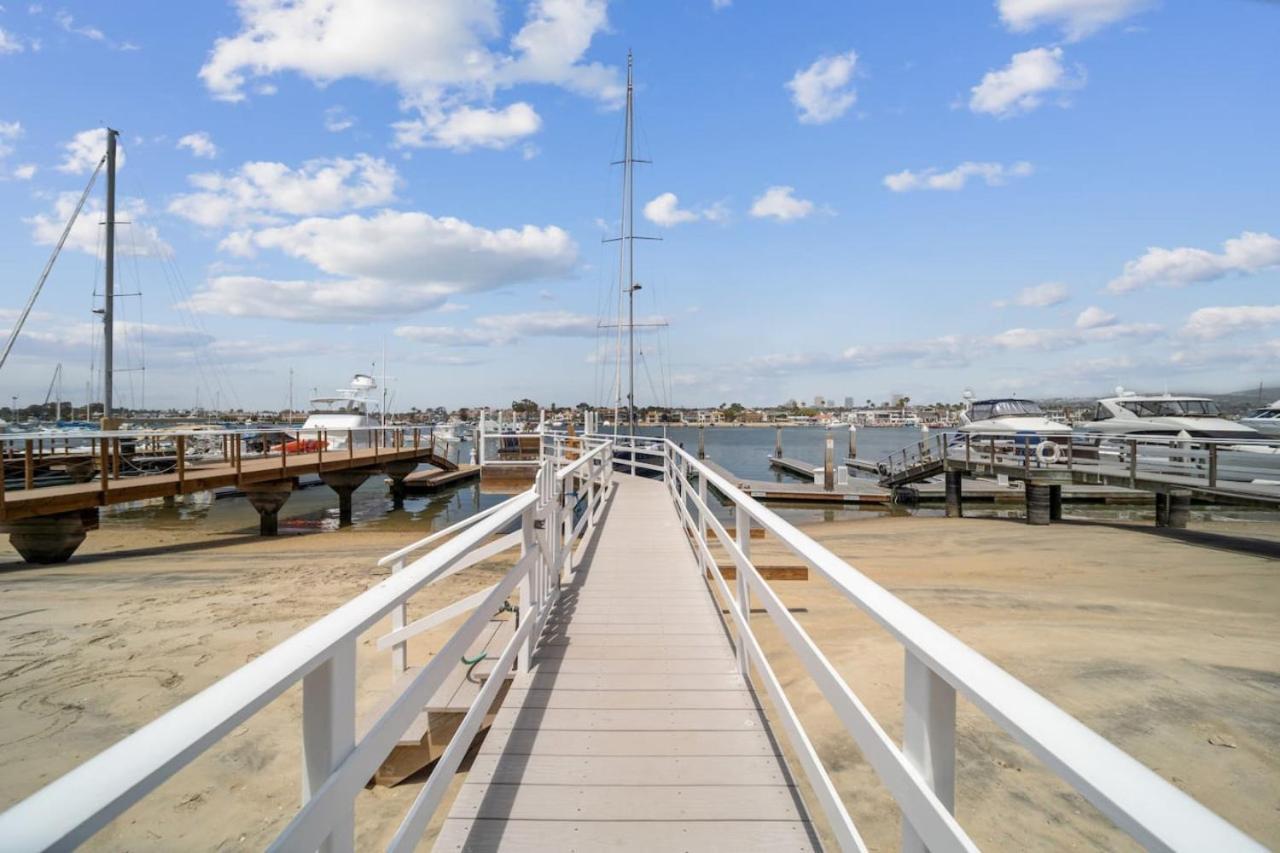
957, 398, 1072, 436
276, 374, 380, 452
1080, 393, 1258, 440
1241, 400, 1280, 437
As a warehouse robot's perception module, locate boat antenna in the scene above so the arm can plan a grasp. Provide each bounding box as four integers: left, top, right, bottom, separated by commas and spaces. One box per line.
103, 128, 119, 424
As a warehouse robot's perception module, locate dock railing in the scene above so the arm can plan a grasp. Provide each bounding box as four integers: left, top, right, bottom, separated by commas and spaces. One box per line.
879, 429, 1280, 490
665, 439, 1261, 852
0, 438, 613, 852
0, 423, 463, 512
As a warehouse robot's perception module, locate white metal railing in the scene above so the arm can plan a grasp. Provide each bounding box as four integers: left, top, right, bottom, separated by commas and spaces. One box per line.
0, 439, 613, 851
664, 440, 1262, 852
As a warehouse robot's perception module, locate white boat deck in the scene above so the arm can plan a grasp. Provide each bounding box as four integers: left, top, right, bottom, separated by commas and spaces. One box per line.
434, 474, 818, 851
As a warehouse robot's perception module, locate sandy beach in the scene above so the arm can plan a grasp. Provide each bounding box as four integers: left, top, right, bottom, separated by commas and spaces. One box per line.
1, 504, 1277, 850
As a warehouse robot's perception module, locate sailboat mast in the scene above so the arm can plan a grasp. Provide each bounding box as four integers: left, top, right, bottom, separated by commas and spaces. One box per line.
624, 53, 636, 437
103, 128, 118, 423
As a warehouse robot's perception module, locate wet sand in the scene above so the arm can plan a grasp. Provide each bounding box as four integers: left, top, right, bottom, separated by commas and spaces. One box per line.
1, 507, 1277, 850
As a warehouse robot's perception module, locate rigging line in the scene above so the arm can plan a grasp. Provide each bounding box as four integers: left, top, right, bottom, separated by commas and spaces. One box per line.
0, 155, 105, 374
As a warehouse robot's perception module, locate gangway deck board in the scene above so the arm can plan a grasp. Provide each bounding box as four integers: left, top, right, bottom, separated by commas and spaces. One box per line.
435, 474, 816, 851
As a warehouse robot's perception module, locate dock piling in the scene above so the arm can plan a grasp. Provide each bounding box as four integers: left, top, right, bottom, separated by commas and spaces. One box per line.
698, 425, 706, 460
823, 432, 834, 491
944, 470, 963, 518
775, 426, 782, 460
1026, 482, 1051, 525
848, 425, 857, 460
320, 470, 372, 526
245, 482, 295, 536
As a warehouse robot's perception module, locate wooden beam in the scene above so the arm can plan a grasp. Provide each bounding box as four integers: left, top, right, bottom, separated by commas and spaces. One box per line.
711, 563, 808, 581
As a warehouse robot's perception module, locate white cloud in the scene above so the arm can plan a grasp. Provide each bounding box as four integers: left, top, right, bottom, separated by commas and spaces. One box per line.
0, 26, 27, 53
394, 102, 541, 151
642, 192, 726, 228
884, 160, 1033, 192
0, 119, 21, 158
1075, 305, 1116, 328
749, 186, 815, 221
27, 193, 167, 256
997, 0, 1152, 41
969, 47, 1083, 117
1182, 305, 1280, 340
53, 10, 137, 51
168, 155, 398, 228
323, 106, 355, 133
1107, 230, 1280, 293
198, 0, 619, 151
712, 0, 732, 8
396, 310, 602, 346
176, 131, 218, 159
185, 210, 578, 322
786, 50, 858, 124
993, 282, 1069, 308
57, 128, 123, 174
13, 163, 36, 179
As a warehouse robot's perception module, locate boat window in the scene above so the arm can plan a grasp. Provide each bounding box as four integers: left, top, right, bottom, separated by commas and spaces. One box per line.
969, 403, 993, 422
1093, 404, 1112, 421
991, 400, 1043, 416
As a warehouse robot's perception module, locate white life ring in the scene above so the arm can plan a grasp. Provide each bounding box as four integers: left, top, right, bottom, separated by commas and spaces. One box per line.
1036, 441, 1060, 463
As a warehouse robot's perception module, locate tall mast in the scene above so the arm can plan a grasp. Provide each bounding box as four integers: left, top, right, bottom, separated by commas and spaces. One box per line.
624, 53, 636, 437
103, 128, 119, 423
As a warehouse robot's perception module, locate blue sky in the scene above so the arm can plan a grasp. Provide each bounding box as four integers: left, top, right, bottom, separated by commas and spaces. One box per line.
1, 0, 1277, 412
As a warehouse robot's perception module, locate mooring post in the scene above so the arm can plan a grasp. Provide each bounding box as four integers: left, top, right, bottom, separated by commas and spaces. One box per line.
775, 426, 782, 460
848, 424, 857, 460
823, 432, 834, 491
945, 470, 963, 518
1049, 484, 1063, 521
698, 424, 706, 460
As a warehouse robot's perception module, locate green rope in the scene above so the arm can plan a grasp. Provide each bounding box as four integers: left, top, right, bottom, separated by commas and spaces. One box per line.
461, 600, 518, 678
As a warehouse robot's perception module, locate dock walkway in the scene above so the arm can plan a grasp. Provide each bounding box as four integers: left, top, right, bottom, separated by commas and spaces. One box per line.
435, 474, 817, 852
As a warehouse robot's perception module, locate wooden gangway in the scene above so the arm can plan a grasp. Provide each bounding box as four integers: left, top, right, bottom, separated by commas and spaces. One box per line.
436, 474, 816, 851
0, 435, 1263, 852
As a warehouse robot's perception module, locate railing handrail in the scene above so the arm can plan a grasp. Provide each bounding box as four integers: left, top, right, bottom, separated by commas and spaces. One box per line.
0, 487, 538, 851
0, 423, 460, 442
667, 440, 1261, 851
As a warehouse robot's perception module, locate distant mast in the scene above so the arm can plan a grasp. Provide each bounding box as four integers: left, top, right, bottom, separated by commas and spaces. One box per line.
103, 128, 119, 423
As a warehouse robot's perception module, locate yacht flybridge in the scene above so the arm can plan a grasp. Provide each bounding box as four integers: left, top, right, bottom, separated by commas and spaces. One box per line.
957, 398, 1072, 436
1081, 393, 1258, 440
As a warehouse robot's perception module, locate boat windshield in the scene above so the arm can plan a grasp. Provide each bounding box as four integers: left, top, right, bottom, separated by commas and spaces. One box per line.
970, 400, 1043, 421
309, 397, 365, 414
1120, 400, 1220, 417
1246, 408, 1279, 419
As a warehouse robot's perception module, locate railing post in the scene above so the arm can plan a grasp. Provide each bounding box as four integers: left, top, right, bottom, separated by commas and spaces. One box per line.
734, 504, 751, 678
1208, 443, 1218, 487
302, 639, 356, 853
23, 439, 34, 490
698, 471, 708, 567
1128, 439, 1138, 488
902, 651, 956, 853
176, 434, 187, 493
517, 505, 536, 672
391, 559, 407, 678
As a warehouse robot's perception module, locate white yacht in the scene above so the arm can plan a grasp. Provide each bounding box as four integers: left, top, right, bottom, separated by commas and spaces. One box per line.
1081, 393, 1258, 440
957, 398, 1072, 436
1241, 400, 1280, 437
278, 374, 380, 451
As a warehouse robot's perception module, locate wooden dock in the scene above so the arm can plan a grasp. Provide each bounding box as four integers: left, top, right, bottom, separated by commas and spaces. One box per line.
436, 475, 817, 851
400, 464, 480, 493
702, 458, 891, 504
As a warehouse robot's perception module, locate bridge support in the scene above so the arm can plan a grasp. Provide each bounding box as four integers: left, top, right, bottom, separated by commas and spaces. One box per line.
1025, 482, 1051, 525
1, 508, 99, 564
944, 470, 963, 518
320, 470, 372, 527
1155, 489, 1190, 529
245, 481, 294, 536
383, 460, 418, 509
